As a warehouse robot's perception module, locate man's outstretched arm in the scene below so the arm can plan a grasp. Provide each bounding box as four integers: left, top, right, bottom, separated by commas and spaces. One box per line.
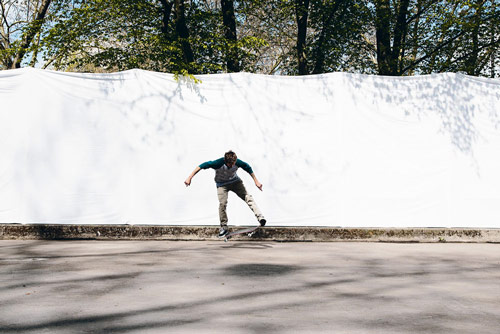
185, 166, 201, 187
250, 173, 263, 191
235, 159, 263, 191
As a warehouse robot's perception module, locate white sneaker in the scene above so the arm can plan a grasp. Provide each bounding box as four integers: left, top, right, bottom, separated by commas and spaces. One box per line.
218, 227, 229, 237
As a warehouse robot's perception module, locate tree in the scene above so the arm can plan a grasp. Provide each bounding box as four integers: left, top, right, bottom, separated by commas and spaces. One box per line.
2, 0, 498, 77
459, 0, 500, 76
371, 0, 500, 76
221, 0, 239, 72
42, 1, 163, 71
237, 0, 373, 75
308, 0, 374, 74
488, 0, 498, 77
374, 0, 406, 75
236, 0, 295, 74
173, 0, 194, 65
42, 0, 202, 73
310, 0, 344, 74
40, 0, 266, 74
0, 0, 62, 69
237, 0, 499, 77
294, 0, 309, 75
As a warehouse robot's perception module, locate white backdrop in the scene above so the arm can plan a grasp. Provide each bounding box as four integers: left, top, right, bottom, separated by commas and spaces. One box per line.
1, 68, 499, 227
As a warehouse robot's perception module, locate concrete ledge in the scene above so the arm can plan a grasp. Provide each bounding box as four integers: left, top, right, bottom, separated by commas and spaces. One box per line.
1, 224, 500, 242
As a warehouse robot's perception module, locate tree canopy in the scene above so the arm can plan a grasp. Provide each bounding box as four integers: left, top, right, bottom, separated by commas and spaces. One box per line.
1, 0, 499, 77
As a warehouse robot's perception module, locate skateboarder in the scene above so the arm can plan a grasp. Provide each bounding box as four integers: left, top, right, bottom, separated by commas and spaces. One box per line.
184, 151, 266, 237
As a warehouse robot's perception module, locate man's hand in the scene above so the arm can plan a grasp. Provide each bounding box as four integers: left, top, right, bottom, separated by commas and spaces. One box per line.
185, 166, 201, 187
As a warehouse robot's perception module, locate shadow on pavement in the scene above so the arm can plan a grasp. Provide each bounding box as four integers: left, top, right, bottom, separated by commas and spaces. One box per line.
223, 263, 300, 277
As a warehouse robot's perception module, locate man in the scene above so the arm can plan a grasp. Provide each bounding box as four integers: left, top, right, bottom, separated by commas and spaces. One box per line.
184, 151, 266, 237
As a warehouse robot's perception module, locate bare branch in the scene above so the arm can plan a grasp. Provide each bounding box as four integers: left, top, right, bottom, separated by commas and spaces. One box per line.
402, 30, 467, 74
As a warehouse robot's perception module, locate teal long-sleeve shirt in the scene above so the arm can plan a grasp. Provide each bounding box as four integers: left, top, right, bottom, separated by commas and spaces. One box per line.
199, 158, 253, 187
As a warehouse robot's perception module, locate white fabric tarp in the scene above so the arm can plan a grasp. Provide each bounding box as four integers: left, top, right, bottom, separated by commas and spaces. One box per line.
1, 67, 499, 227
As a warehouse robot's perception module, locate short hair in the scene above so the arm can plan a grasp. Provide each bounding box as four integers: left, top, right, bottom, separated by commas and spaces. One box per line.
224, 150, 237, 165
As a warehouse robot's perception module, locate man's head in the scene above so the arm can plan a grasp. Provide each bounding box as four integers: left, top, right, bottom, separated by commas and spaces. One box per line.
224, 150, 237, 168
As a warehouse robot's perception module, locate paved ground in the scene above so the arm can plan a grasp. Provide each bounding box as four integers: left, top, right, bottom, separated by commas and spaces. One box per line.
1, 240, 499, 333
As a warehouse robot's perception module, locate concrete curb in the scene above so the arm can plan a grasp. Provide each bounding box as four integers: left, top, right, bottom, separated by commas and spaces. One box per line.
1, 224, 500, 242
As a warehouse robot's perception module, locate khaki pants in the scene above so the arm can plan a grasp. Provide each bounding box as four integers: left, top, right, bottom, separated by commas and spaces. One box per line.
217, 180, 263, 227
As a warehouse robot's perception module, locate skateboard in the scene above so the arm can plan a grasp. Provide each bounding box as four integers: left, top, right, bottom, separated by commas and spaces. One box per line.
223, 226, 260, 242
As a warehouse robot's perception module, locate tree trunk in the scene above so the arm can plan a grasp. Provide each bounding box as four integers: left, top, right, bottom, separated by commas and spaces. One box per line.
312, 1, 341, 74
12, 0, 52, 68
159, 0, 174, 37
466, 0, 485, 76
490, 1, 496, 78
29, 32, 42, 67
408, 0, 422, 75
221, 0, 240, 72
0, 21, 10, 68
374, 0, 392, 75
392, 0, 410, 75
174, 0, 194, 65
295, 0, 310, 75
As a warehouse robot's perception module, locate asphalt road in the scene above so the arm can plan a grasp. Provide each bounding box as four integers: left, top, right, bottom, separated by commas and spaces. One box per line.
1, 240, 500, 333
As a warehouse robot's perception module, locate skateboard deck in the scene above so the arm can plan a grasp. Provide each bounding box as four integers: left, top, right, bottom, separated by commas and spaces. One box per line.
224, 226, 260, 242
